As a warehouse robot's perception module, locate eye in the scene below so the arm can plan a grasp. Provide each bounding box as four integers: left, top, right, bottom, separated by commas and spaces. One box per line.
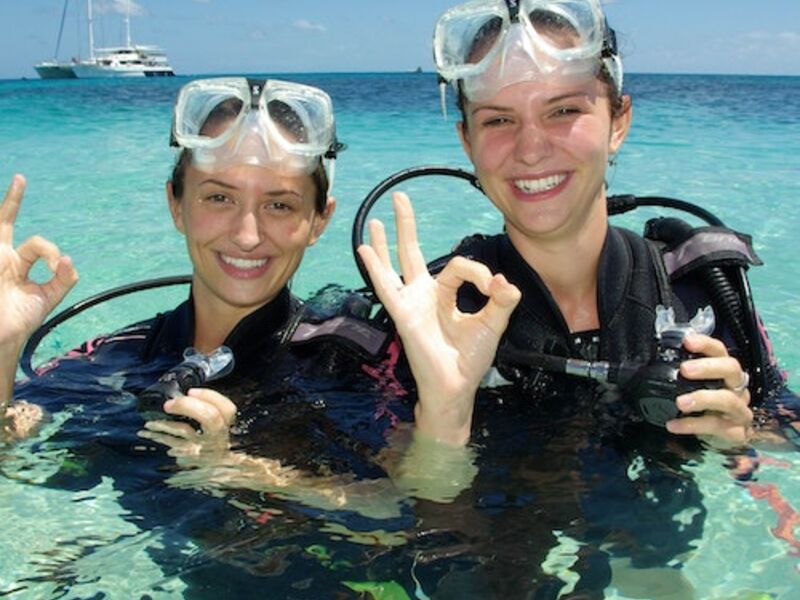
480, 114, 513, 128
202, 193, 232, 205
263, 198, 299, 215
551, 106, 582, 118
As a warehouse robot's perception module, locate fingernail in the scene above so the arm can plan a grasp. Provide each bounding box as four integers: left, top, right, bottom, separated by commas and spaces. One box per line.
677, 395, 695, 410
163, 399, 174, 411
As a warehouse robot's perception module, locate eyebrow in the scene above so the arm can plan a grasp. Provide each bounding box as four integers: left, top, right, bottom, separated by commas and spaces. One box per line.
470, 90, 592, 117
545, 91, 592, 104
198, 178, 238, 189
470, 104, 511, 117
198, 178, 302, 198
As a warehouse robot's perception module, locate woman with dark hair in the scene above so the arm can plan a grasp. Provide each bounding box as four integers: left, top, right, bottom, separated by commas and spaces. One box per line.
0, 78, 340, 438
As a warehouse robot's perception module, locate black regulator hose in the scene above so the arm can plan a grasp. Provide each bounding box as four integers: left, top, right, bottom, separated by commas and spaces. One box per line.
351, 166, 481, 291
644, 217, 764, 403
20, 275, 192, 379
607, 194, 725, 226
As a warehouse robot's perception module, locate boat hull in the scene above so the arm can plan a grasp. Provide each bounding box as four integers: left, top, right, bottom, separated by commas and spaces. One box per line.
34, 64, 77, 79
70, 64, 174, 78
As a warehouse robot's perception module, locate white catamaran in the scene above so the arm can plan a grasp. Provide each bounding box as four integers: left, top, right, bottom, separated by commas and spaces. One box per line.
35, 0, 175, 79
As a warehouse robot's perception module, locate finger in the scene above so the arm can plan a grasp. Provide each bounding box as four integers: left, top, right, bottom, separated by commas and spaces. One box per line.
481, 273, 522, 331
185, 387, 237, 426
16, 235, 63, 273
357, 244, 403, 308
680, 354, 747, 391
683, 333, 728, 358
16, 238, 79, 309
138, 428, 187, 449
0, 174, 26, 244
393, 192, 428, 281
141, 429, 202, 456
38, 256, 79, 311
436, 256, 498, 306
164, 394, 228, 434
367, 218, 393, 269
676, 388, 752, 421
143, 418, 197, 439
665, 413, 750, 444
52, 255, 80, 291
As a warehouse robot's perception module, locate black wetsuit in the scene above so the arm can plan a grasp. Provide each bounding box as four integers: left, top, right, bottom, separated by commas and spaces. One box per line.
8, 287, 414, 597
392, 226, 787, 599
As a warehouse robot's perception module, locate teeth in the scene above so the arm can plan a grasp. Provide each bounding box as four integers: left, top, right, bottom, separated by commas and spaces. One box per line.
221, 255, 268, 269
514, 174, 566, 194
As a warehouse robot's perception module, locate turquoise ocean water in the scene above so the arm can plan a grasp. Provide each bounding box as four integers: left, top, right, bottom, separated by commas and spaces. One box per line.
1, 73, 800, 598
2, 73, 799, 375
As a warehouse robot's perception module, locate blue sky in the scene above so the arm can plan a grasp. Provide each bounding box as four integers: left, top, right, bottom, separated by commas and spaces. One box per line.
2, 0, 799, 79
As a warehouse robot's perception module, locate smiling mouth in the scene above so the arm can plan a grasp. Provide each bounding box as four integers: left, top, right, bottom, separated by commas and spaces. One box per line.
220, 254, 269, 270
514, 174, 567, 194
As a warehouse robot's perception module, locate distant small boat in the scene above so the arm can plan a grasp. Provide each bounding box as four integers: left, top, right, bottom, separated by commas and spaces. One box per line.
35, 0, 174, 80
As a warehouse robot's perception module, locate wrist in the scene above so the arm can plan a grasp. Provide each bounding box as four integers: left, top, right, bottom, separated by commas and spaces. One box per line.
391, 426, 478, 501
414, 393, 475, 446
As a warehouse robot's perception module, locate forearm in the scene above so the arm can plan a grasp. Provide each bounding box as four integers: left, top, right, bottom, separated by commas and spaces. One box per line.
381, 423, 478, 502
170, 450, 405, 520
0, 340, 23, 408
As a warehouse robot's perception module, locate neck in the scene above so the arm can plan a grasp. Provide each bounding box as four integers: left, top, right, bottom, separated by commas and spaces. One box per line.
506, 202, 608, 332
191, 292, 269, 354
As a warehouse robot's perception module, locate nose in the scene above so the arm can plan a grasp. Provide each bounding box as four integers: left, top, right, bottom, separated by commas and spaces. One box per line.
230, 208, 262, 251
513, 121, 552, 166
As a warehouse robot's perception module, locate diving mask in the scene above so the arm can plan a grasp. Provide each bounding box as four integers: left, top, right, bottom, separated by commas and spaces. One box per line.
433, 0, 622, 101
171, 77, 342, 179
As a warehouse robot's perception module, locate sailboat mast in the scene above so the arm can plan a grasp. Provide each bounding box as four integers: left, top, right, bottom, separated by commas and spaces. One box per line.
87, 0, 95, 61
124, 1, 132, 47
53, 0, 70, 60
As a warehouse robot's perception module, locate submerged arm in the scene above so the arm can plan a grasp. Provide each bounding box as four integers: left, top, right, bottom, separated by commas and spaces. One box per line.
139, 388, 478, 519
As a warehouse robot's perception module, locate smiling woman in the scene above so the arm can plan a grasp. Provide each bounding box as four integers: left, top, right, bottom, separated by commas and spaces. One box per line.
358, 0, 782, 449
168, 163, 327, 348
166, 149, 333, 352
0, 77, 341, 433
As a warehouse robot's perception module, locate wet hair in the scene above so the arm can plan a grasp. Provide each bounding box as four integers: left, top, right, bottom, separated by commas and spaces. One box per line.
456, 10, 627, 126
169, 98, 329, 213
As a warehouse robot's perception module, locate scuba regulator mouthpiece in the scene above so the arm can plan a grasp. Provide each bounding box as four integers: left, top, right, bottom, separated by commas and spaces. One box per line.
620, 306, 723, 427
138, 346, 235, 420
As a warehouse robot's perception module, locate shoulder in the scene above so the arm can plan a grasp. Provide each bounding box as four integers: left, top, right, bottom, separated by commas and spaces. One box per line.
32, 306, 184, 378
289, 285, 392, 365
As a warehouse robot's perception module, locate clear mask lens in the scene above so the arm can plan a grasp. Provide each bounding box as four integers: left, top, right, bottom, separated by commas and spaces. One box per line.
434, 0, 617, 100
172, 78, 336, 175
